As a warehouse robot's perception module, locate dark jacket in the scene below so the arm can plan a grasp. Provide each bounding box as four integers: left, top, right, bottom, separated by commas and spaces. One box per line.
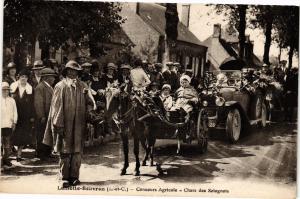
11, 85, 35, 146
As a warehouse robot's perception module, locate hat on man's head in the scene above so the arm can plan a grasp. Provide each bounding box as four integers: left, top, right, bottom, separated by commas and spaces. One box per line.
150, 82, 159, 87
180, 74, 191, 83
2, 82, 10, 90
173, 62, 180, 66
65, 60, 82, 71
7, 62, 16, 69
81, 62, 92, 68
19, 69, 31, 77
166, 62, 173, 66
40, 68, 57, 77
107, 63, 116, 70
154, 63, 163, 68
120, 64, 131, 70
32, 60, 45, 70
162, 84, 171, 90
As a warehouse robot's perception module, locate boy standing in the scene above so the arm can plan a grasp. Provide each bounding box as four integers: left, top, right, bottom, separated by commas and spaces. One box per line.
1, 82, 18, 167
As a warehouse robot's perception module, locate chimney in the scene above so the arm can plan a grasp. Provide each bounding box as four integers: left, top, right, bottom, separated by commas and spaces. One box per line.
213, 24, 221, 38
181, 4, 190, 28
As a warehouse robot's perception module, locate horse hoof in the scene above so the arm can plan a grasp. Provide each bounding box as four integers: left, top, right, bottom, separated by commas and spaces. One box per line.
135, 171, 140, 176
142, 161, 147, 166
158, 171, 164, 176
120, 169, 127, 176
150, 162, 154, 167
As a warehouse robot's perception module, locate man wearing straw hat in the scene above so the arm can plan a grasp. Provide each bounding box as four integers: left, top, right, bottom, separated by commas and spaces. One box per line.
34, 68, 57, 160
1, 82, 18, 167
43, 60, 95, 187
30, 60, 46, 88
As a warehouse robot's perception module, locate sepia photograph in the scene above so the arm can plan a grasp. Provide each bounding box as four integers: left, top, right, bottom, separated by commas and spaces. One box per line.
0, 0, 299, 198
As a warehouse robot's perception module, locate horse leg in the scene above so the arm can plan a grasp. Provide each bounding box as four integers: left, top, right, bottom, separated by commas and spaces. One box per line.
133, 133, 140, 176
120, 132, 129, 175
142, 145, 150, 166
149, 137, 156, 166
141, 125, 150, 166
177, 138, 181, 155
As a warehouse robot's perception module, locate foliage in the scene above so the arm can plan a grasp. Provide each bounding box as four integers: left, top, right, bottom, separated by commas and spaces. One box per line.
273, 6, 299, 58
4, 0, 125, 59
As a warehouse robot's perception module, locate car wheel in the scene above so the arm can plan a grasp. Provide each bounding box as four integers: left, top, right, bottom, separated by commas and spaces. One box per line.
261, 102, 267, 127
197, 111, 208, 154
250, 95, 263, 119
226, 109, 242, 143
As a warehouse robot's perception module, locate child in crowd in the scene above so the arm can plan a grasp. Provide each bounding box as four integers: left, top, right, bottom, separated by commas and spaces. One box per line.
159, 84, 173, 111
1, 82, 18, 167
171, 75, 198, 114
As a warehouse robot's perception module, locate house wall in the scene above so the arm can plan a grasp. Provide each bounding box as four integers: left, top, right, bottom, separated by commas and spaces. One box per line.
120, 2, 161, 62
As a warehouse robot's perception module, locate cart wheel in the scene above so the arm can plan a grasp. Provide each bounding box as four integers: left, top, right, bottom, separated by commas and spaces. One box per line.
197, 111, 208, 154
226, 108, 241, 143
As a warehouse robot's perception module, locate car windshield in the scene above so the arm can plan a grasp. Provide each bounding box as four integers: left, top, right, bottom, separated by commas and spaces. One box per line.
205, 70, 242, 88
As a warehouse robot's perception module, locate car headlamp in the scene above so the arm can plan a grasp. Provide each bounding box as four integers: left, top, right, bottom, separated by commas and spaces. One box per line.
215, 96, 225, 106
202, 100, 208, 107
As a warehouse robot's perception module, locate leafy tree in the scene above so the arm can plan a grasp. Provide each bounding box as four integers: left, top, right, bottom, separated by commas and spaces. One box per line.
273, 6, 299, 69
248, 5, 282, 65
4, 0, 124, 68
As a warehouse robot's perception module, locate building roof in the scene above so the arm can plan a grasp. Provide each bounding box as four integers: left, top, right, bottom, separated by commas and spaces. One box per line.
137, 3, 206, 47
203, 27, 263, 68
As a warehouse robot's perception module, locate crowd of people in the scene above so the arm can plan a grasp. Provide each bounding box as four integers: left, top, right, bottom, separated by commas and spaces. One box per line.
1, 57, 298, 187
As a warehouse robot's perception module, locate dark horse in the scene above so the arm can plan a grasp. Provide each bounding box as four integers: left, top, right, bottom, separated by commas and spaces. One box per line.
105, 85, 163, 176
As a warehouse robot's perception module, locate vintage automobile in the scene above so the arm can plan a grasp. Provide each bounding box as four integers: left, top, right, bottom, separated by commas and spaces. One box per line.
200, 70, 268, 143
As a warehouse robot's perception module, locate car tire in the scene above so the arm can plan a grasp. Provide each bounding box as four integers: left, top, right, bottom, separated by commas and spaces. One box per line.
261, 102, 267, 127
197, 111, 208, 154
250, 94, 263, 120
226, 109, 242, 143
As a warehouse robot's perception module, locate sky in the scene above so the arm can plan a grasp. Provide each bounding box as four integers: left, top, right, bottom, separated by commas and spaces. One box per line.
177, 3, 299, 66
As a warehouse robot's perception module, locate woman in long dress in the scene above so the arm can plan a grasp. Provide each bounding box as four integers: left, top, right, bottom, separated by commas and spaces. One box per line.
10, 69, 35, 162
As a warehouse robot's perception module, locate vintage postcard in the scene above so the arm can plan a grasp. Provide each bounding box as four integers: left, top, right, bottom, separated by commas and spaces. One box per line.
0, 0, 298, 198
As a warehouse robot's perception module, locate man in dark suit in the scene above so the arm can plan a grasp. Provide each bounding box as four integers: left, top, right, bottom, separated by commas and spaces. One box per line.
162, 62, 180, 92
30, 60, 45, 88
34, 68, 57, 160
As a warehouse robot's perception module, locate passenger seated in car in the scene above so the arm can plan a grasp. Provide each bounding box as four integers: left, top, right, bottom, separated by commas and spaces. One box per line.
149, 82, 160, 97
216, 73, 228, 87
159, 84, 173, 111
171, 75, 198, 115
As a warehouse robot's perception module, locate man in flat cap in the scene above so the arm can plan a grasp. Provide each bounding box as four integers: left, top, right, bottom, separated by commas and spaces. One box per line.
43, 60, 95, 188
34, 68, 57, 160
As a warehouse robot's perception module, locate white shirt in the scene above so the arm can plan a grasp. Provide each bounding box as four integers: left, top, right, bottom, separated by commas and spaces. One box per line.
130, 67, 151, 89
18, 85, 26, 97
1, 96, 18, 128
35, 74, 41, 83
